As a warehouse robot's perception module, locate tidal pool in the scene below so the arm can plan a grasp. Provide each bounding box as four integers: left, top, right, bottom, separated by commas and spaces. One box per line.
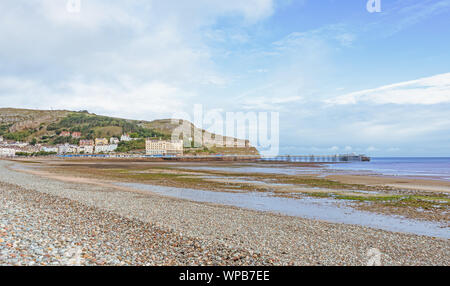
115, 182, 449, 239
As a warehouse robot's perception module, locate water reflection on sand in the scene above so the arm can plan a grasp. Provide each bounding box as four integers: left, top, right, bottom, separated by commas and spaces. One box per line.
115, 182, 449, 239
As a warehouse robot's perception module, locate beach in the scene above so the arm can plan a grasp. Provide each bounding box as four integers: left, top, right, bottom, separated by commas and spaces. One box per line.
0, 158, 449, 265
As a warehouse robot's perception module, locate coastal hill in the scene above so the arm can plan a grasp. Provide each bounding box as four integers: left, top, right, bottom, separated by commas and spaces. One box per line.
0, 108, 258, 155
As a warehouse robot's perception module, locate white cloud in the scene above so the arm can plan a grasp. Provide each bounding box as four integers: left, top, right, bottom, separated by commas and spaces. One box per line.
230, 24, 352, 111
0, 76, 192, 120
326, 73, 450, 105
38, 0, 146, 29
273, 24, 357, 50
0, 0, 275, 120
1, 0, 449, 157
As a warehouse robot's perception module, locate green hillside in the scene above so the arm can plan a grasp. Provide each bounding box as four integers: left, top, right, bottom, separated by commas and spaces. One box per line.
0, 109, 168, 145
0, 108, 259, 155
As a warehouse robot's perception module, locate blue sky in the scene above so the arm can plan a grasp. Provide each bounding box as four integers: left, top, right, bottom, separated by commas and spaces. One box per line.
1, 0, 450, 156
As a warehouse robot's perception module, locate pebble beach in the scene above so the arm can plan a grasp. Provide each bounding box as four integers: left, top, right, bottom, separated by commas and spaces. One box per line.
0, 160, 449, 266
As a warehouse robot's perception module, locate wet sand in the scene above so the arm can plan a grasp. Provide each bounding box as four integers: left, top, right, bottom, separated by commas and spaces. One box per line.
12, 157, 450, 193
9, 157, 450, 223
327, 174, 450, 193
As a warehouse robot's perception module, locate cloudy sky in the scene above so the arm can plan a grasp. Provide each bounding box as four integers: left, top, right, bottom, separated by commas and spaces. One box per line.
1, 0, 450, 156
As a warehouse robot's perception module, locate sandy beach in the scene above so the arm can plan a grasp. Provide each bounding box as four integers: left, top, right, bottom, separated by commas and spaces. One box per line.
328, 174, 450, 193
0, 158, 449, 266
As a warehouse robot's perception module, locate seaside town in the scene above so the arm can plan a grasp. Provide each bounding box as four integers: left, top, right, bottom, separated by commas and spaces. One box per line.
1, 1, 449, 272
0, 132, 184, 158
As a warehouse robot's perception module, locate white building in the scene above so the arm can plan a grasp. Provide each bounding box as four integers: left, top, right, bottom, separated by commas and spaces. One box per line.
145, 139, 183, 156
120, 134, 132, 142
0, 136, 3, 142
58, 143, 77, 154
77, 145, 94, 154
95, 138, 108, 146
13, 142, 29, 148
94, 144, 118, 153
110, 137, 120, 144
42, 146, 58, 153
0, 148, 15, 157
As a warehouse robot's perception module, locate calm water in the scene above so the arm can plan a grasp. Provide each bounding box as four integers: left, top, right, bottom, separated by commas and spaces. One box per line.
175, 158, 450, 182
326, 157, 450, 181
115, 182, 449, 238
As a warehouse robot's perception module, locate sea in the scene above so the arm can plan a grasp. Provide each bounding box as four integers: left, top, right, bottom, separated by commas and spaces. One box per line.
325, 157, 450, 182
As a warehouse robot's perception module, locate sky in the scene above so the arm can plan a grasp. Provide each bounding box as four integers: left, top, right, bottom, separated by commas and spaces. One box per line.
1, 0, 450, 156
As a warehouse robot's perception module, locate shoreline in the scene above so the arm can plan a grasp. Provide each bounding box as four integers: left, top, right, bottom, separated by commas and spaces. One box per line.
8, 160, 450, 238
7, 157, 450, 223
1, 159, 449, 265
10, 156, 450, 189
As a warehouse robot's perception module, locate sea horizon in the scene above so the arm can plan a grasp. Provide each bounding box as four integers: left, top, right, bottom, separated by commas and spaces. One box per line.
324, 157, 450, 182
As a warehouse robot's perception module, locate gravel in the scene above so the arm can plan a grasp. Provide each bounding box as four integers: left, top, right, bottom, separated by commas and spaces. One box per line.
0, 160, 449, 265
0, 181, 273, 266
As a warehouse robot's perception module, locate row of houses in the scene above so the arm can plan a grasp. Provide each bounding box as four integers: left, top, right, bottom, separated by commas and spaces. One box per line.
78, 137, 120, 147
0, 147, 15, 157
58, 138, 185, 156
59, 131, 133, 143
56, 134, 133, 154
33, 133, 138, 155
1, 136, 36, 157
0, 135, 123, 156
45, 139, 184, 156
57, 143, 118, 154
1, 135, 185, 157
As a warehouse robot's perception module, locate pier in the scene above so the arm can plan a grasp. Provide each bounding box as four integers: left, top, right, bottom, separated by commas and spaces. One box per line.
259, 154, 370, 163
55, 154, 370, 162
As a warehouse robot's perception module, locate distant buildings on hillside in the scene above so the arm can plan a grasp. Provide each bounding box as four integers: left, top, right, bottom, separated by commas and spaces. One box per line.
94, 144, 118, 153
95, 138, 108, 146
145, 139, 183, 156
0, 148, 15, 157
55, 133, 130, 154
0, 135, 185, 157
58, 143, 77, 154
71, 132, 81, 138
0, 130, 250, 158
120, 134, 132, 142
42, 146, 58, 153
79, 139, 94, 146
110, 137, 120, 144
78, 145, 94, 154
0, 139, 36, 157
